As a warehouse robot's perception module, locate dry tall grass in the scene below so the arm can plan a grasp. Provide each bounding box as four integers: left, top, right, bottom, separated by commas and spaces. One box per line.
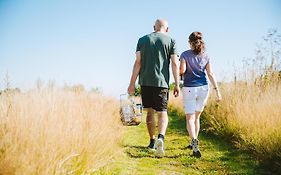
0, 88, 122, 174
203, 76, 281, 170
169, 74, 281, 172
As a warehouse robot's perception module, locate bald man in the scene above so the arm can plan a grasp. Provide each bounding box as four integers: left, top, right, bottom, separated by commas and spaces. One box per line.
128, 19, 180, 158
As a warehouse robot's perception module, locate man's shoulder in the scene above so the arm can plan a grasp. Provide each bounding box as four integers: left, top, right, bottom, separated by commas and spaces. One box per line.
139, 32, 174, 40
155, 32, 173, 39
140, 33, 152, 39
138, 34, 150, 43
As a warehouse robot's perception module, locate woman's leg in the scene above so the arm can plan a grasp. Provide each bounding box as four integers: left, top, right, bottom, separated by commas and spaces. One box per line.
194, 111, 202, 138
182, 87, 196, 148
195, 85, 209, 138
186, 113, 196, 139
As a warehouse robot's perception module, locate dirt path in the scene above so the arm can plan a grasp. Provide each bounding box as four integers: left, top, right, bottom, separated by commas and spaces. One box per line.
97, 111, 265, 175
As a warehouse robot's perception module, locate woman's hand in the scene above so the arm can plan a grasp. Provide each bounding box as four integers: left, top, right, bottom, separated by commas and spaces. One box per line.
215, 89, 222, 102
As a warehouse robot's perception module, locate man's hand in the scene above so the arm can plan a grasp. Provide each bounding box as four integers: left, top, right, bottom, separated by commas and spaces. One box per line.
171, 54, 180, 98
173, 85, 180, 97
127, 84, 135, 95
128, 51, 141, 95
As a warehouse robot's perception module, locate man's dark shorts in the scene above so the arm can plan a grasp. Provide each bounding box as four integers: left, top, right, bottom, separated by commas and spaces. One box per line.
141, 86, 169, 112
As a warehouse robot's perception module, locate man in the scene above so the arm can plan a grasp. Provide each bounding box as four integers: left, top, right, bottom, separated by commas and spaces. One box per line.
127, 19, 180, 158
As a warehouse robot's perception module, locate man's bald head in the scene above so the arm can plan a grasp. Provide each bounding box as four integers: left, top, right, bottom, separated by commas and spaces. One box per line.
154, 19, 169, 33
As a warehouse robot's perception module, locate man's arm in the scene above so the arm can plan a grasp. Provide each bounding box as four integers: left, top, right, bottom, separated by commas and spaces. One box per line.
127, 51, 141, 94
171, 54, 180, 97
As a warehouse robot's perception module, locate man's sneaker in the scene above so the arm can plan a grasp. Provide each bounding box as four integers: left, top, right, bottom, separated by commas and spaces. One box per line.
147, 141, 155, 151
155, 138, 164, 158
192, 138, 201, 158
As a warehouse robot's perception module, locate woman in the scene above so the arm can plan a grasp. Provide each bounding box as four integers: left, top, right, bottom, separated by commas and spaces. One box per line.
179, 32, 222, 158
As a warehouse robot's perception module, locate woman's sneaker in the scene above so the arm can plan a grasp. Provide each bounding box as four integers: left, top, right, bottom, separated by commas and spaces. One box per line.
192, 138, 201, 158
155, 138, 164, 158
187, 140, 193, 149
193, 150, 201, 157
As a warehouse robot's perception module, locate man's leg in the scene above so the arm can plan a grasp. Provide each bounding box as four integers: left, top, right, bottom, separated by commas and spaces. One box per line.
154, 111, 168, 157
146, 108, 156, 139
146, 108, 156, 149
157, 111, 168, 136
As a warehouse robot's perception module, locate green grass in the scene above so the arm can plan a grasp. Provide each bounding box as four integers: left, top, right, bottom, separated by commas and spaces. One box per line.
95, 111, 267, 175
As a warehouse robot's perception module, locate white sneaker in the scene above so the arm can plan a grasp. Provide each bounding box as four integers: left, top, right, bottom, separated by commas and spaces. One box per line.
155, 138, 164, 158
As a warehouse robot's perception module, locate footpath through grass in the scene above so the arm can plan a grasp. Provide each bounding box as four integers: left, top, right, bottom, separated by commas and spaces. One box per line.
97, 110, 267, 175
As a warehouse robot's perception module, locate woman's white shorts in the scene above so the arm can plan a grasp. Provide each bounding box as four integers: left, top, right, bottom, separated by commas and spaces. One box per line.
182, 85, 209, 114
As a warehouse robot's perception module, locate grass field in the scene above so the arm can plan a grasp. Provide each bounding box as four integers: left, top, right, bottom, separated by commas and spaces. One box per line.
0, 88, 123, 174
202, 77, 281, 173
96, 110, 265, 175
0, 77, 279, 174
169, 72, 281, 174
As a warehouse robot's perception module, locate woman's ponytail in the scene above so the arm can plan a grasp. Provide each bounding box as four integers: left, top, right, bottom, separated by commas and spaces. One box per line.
189, 32, 205, 55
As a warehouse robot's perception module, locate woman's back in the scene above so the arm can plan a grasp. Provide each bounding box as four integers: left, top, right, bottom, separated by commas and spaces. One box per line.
180, 50, 209, 87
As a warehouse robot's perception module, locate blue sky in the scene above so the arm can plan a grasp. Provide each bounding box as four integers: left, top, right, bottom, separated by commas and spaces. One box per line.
0, 0, 280, 97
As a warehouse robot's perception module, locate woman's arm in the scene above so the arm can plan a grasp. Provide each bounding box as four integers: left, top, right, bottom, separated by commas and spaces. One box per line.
206, 63, 222, 101
179, 59, 186, 75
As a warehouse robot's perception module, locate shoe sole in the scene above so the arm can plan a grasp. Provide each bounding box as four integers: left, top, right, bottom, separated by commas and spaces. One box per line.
155, 139, 164, 158
192, 151, 201, 158
148, 147, 156, 152
187, 144, 192, 150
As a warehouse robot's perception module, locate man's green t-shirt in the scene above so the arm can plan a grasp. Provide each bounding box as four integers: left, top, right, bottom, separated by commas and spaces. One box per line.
136, 32, 177, 88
